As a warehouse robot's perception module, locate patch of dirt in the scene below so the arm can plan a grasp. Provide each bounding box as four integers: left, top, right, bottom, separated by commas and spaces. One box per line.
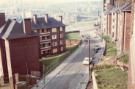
98, 56, 116, 65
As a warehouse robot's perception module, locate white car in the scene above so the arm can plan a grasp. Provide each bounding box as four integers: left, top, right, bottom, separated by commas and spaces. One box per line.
82, 57, 92, 65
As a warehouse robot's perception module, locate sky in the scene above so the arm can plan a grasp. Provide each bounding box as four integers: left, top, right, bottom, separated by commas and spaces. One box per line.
0, 0, 101, 6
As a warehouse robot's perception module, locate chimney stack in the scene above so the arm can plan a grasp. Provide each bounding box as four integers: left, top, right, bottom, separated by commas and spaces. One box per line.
23, 18, 31, 34
59, 16, 63, 23
0, 13, 5, 27
33, 14, 37, 24
45, 14, 48, 23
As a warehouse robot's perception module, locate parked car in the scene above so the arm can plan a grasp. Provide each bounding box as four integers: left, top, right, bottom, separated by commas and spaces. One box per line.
82, 57, 92, 65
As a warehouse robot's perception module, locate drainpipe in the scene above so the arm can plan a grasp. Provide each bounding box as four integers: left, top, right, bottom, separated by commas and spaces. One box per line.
5, 40, 14, 89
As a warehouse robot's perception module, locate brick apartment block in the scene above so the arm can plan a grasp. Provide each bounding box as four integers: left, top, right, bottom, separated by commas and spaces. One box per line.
117, 3, 131, 54
31, 14, 66, 57
0, 13, 66, 88
0, 13, 41, 88
103, 2, 132, 54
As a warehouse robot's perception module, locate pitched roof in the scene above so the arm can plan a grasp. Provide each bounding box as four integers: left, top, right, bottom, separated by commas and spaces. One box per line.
122, 3, 131, 11
116, 2, 131, 12
106, 2, 131, 14
0, 20, 38, 40
0, 20, 11, 38
31, 17, 65, 30
0, 16, 65, 39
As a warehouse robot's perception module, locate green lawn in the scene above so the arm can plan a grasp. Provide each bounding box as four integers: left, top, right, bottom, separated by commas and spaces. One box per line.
40, 44, 80, 75
106, 42, 117, 56
65, 32, 81, 40
95, 65, 127, 89
96, 35, 127, 89
118, 54, 129, 64
102, 35, 117, 56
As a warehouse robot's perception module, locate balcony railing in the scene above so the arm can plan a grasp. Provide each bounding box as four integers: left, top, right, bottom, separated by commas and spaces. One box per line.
40, 32, 50, 35
40, 46, 51, 49
40, 39, 51, 42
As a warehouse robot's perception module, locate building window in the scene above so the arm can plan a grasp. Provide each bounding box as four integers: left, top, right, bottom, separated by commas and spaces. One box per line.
113, 26, 115, 29
53, 48, 58, 53
52, 35, 57, 39
60, 27, 63, 31
41, 44, 45, 47
41, 50, 51, 55
42, 36, 46, 40
42, 29, 44, 33
53, 42, 57, 46
52, 28, 57, 33
41, 36, 50, 41
61, 47, 64, 51
60, 40, 63, 45
60, 34, 63, 38
41, 43, 51, 48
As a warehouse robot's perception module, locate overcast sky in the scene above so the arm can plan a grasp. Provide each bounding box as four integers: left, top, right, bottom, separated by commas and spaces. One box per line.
0, 0, 101, 6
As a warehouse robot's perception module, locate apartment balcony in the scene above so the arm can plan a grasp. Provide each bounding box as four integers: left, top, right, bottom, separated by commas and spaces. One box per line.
40, 32, 50, 36
40, 39, 51, 42
40, 46, 51, 50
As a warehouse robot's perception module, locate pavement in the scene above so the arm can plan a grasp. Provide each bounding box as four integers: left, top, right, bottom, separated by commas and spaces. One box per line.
32, 30, 105, 89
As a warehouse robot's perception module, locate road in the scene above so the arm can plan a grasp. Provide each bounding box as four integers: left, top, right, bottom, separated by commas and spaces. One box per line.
32, 30, 104, 89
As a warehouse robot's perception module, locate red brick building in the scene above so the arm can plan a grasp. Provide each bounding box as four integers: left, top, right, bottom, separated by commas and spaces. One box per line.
0, 13, 41, 88
103, 2, 132, 54
31, 14, 66, 57
116, 3, 131, 54
122, 7, 132, 53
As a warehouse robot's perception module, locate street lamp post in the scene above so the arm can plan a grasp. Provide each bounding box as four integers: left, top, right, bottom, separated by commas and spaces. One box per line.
88, 37, 93, 81
88, 39, 91, 81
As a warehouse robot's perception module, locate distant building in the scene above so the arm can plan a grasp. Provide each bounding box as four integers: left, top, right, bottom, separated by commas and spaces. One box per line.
103, 0, 115, 11
31, 14, 66, 57
0, 13, 41, 87
111, 8, 118, 42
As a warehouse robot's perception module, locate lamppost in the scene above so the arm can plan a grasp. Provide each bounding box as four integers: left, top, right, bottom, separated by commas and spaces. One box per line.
87, 36, 92, 81
88, 38, 91, 80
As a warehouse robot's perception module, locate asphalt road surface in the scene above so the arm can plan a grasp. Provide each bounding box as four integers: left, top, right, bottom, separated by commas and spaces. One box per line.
32, 42, 95, 89
32, 31, 104, 89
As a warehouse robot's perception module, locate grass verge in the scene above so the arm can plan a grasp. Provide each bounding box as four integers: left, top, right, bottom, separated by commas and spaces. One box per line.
40, 44, 80, 75
95, 65, 127, 89
118, 54, 129, 64
101, 35, 117, 56
65, 32, 81, 40
106, 42, 117, 56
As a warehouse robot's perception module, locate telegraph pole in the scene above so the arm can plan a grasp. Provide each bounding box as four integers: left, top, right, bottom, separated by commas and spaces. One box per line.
88, 39, 91, 80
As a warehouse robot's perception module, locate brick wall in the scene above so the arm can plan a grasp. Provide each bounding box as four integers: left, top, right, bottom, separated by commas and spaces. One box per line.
117, 12, 124, 55
8, 37, 41, 76
123, 11, 131, 53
